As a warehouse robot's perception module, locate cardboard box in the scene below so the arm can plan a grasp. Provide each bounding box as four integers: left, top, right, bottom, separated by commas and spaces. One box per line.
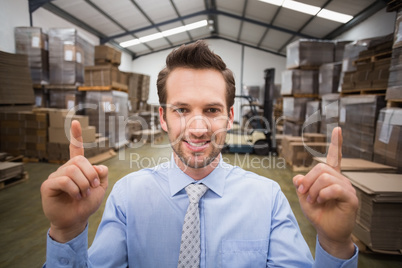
286, 39, 335, 69
286, 142, 328, 167
48, 126, 96, 144
343, 172, 402, 251
281, 69, 318, 96
374, 108, 402, 171
283, 97, 315, 123
0, 51, 35, 105
0, 162, 24, 181
313, 157, 397, 173
319, 62, 342, 96
94, 45, 121, 66
48, 28, 84, 85
14, 27, 49, 83
48, 109, 89, 128
84, 65, 127, 90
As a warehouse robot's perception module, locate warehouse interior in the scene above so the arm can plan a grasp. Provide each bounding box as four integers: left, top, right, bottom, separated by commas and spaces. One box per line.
1, 0, 402, 267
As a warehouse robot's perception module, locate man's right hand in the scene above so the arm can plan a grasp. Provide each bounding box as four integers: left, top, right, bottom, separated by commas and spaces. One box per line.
41, 120, 108, 243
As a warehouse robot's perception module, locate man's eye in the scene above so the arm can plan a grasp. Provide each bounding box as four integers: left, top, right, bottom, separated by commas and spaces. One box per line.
207, 108, 219, 113
175, 108, 187, 113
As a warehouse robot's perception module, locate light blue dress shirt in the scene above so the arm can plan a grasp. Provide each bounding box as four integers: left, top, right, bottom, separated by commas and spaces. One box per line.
45, 156, 358, 267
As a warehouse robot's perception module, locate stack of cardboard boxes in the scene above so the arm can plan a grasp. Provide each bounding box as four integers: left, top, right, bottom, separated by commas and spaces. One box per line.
0, 51, 35, 107
0, 110, 48, 160
281, 39, 349, 137
84, 45, 127, 90
14, 27, 49, 84
340, 95, 386, 161
344, 172, 402, 253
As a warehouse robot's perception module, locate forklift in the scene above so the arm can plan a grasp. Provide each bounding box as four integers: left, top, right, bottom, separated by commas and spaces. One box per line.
222, 69, 277, 156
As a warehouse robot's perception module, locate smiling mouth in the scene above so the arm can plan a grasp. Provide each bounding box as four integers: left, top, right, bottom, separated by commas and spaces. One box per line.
184, 140, 211, 151
186, 140, 209, 147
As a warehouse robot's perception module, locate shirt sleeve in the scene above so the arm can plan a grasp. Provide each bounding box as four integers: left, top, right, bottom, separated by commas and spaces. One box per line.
267, 188, 358, 268
314, 236, 359, 268
43, 179, 129, 268
43, 225, 89, 268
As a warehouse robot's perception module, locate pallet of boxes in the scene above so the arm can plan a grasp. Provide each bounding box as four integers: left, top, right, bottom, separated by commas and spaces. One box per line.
80, 45, 130, 149
122, 64, 162, 145
279, 39, 349, 171
0, 40, 40, 188
335, 6, 402, 254
47, 108, 113, 164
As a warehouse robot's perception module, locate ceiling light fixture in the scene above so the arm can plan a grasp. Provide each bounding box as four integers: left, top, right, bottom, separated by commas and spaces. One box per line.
120, 20, 208, 48
259, 0, 352, 23
317, 9, 353, 23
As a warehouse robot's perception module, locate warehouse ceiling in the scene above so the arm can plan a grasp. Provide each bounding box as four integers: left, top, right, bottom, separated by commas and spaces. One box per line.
29, 0, 391, 59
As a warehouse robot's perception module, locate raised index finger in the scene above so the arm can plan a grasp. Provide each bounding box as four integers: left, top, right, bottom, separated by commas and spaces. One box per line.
326, 127, 342, 172
69, 120, 84, 158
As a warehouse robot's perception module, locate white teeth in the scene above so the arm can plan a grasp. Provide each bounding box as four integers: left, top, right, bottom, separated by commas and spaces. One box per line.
188, 141, 207, 147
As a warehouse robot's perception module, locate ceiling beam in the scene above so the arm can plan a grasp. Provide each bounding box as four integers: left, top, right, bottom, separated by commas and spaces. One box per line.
129, 0, 173, 47
84, 0, 153, 52
257, 5, 282, 47
169, 0, 193, 41
205, 0, 219, 35
237, 0, 249, 42
40, 2, 136, 58
324, 0, 388, 39
278, 0, 333, 53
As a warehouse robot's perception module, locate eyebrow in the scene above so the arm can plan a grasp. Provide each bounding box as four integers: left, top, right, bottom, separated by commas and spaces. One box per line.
169, 102, 225, 108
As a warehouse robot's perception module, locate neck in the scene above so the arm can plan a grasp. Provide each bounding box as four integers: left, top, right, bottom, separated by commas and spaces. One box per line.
174, 154, 220, 181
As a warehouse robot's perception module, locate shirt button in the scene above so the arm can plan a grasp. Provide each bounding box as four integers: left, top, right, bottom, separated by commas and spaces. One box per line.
59, 257, 69, 265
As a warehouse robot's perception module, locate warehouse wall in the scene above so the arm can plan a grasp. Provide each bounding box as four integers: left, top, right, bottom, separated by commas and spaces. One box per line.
336, 7, 396, 41
0, 0, 133, 72
0, 0, 30, 53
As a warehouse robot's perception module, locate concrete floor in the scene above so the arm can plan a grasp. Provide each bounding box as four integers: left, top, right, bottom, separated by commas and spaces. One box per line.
1, 136, 402, 267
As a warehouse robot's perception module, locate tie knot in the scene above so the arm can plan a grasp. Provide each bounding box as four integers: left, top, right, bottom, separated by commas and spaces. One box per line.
185, 184, 208, 204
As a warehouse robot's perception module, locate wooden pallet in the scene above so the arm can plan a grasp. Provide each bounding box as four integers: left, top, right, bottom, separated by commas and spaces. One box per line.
352, 235, 402, 255
88, 149, 116, 164
0, 172, 29, 190
387, 99, 402, 108
341, 87, 386, 96
288, 164, 312, 173
353, 51, 392, 66
47, 149, 117, 165
78, 85, 128, 93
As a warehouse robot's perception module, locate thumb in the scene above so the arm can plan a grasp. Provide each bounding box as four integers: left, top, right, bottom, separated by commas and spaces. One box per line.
93, 165, 108, 187
69, 120, 84, 158
326, 127, 342, 173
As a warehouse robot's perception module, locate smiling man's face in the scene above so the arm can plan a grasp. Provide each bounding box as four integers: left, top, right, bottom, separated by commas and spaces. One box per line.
160, 67, 234, 171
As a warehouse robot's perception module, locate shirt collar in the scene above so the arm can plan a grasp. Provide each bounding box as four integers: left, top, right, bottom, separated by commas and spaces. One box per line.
168, 154, 233, 198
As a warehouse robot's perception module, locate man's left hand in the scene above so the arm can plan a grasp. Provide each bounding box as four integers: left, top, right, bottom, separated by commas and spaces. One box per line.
293, 127, 358, 259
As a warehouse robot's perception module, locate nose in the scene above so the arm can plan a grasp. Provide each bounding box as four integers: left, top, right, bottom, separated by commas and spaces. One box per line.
187, 115, 209, 138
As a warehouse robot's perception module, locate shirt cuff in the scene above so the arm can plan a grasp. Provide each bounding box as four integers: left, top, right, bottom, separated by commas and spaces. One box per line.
315, 236, 358, 268
44, 225, 89, 268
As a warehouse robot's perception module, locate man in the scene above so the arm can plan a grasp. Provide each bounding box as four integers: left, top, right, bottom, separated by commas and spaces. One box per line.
41, 40, 358, 267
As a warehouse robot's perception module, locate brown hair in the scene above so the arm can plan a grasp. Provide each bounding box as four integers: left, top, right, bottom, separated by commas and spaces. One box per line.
157, 40, 236, 113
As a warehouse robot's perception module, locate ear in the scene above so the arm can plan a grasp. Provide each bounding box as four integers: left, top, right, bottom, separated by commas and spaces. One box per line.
159, 106, 168, 132
227, 106, 234, 130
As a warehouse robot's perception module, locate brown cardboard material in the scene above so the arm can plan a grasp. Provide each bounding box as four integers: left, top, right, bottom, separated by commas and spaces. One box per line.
343, 172, 402, 251
0, 162, 24, 181
313, 157, 397, 173
48, 126, 96, 144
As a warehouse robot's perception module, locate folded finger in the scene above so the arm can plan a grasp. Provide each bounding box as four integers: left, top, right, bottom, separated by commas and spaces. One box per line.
58, 164, 92, 197
67, 155, 100, 188
315, 183, 358, 207
298, 163, 351, 195
305, 173, 339, 204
